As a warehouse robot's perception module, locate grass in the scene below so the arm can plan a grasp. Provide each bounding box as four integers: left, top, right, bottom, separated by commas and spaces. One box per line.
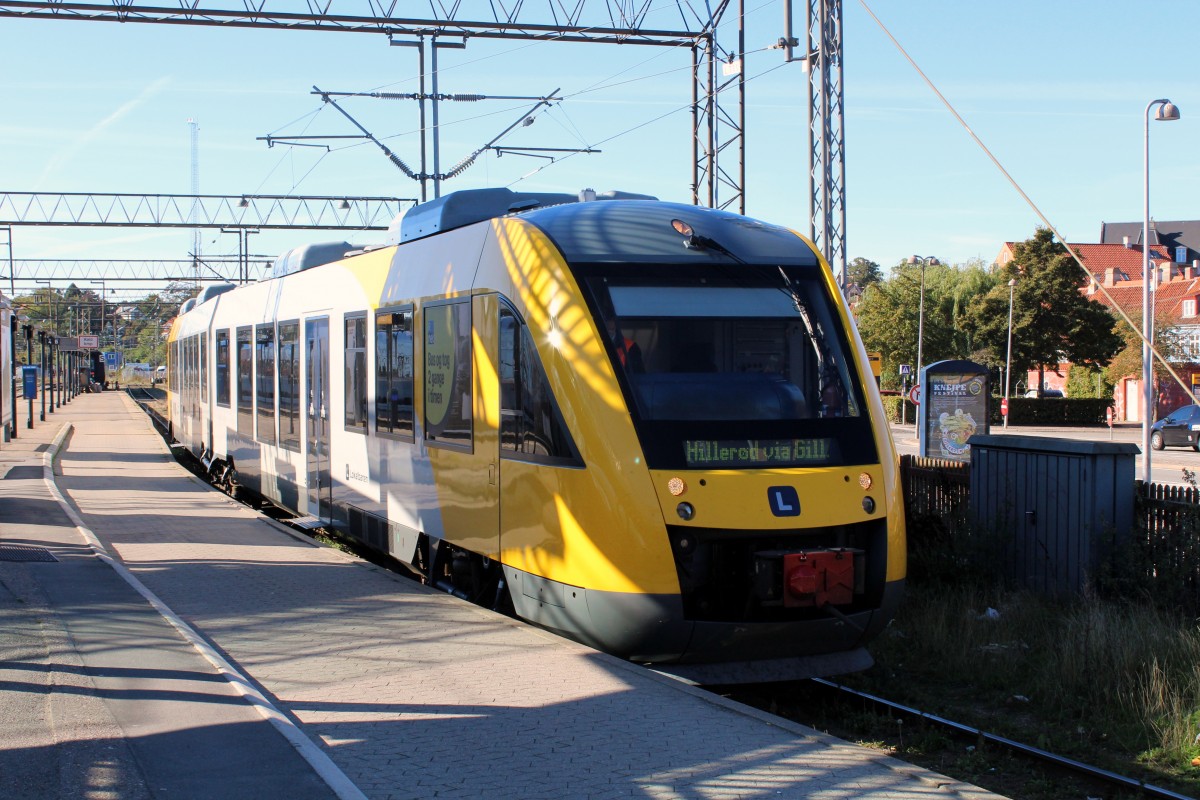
843, 583, 1200, 793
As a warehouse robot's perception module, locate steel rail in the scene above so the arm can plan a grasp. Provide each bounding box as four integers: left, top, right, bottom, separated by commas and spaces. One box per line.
812, 678, 1195, 800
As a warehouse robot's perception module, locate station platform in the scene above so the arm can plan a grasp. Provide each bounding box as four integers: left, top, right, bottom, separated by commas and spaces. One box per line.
0, 390, 1004, 800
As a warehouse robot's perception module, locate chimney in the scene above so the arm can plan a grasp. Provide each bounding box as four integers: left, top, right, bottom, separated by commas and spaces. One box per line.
1123, 235, 1131, 249
1103, 267, 1116, 286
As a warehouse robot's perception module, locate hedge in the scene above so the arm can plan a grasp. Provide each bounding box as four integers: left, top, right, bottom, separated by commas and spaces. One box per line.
879, 395, 1111, 426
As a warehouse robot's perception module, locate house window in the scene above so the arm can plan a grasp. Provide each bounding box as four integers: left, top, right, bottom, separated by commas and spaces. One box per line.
1184, 299, 1197, 318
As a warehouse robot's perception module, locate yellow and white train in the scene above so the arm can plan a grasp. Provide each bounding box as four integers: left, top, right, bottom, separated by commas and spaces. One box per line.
167, 188, 905, 679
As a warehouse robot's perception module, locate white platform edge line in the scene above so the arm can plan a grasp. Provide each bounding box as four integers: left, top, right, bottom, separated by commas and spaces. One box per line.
42, 420, 367, 800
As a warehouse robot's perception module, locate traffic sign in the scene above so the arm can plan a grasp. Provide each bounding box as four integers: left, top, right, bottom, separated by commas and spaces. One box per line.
908, 384, 921, 405
899, 364, 912, 375
1107, 406, 1114, 427
1000, 398, 1009, 416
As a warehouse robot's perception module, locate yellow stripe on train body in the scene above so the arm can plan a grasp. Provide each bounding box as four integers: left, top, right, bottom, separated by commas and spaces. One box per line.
463, 217, 681, 594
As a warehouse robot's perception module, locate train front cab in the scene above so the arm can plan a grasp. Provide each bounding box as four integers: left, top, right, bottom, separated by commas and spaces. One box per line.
477, 203, 906, 671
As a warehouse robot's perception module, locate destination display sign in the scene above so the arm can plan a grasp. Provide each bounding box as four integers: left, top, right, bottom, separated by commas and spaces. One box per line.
684, 438, 836, 468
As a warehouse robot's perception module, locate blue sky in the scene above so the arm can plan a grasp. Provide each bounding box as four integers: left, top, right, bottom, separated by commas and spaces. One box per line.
1, 0, 1196, 292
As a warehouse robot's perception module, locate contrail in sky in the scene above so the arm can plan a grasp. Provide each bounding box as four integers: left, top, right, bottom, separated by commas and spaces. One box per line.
35, 76, 172, 189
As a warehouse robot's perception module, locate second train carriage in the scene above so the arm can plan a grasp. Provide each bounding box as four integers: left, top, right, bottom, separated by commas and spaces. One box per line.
167, 188, 906, 675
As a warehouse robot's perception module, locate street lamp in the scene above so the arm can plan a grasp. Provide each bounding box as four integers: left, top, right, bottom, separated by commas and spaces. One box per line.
1143, 98, 1180, 483
907, 255, 940, 386
1004, 277, 1017, 429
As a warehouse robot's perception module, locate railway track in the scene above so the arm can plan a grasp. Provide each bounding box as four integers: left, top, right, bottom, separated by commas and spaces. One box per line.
126, 387, 169, 432
724, 679, 1195, 800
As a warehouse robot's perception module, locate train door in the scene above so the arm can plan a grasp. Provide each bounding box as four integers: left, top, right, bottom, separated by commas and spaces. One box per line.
306, 316, 331, 522
422, 296, 499, 559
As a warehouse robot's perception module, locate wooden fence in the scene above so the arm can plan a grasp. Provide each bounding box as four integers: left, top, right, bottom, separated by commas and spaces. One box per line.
1135, 482, 1200, 603
900, 454, 1200, 603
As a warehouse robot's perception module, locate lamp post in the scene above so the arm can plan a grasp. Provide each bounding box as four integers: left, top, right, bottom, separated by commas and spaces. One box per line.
1143, 98, 1181, 483
1004, 277, 1017, 429
907, 255, 940, 385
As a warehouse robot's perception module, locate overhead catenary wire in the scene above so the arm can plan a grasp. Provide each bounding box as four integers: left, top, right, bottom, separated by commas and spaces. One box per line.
856, 0, 1193, 400
268, 0, 778, 191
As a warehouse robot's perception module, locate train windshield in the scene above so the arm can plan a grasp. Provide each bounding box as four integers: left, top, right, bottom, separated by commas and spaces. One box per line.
582, 264, 877, 469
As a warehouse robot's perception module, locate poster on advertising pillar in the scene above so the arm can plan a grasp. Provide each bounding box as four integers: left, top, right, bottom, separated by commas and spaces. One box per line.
918, 360, 990, 461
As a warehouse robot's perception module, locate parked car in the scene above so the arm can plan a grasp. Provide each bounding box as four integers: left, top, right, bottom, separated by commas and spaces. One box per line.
1150, 404, 1200, 451
1024, 388, 1064, 398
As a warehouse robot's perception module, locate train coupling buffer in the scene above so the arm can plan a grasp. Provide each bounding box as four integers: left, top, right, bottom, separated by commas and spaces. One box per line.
783, 549, 862, 608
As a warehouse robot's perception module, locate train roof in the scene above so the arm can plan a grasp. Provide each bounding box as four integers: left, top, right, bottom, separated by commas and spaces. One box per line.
524, 200, 820, 267
388, 187, 819, 267
387, 187, 655, 245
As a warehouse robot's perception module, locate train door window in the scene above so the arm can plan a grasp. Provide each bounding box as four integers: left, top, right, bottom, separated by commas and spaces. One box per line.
236, 326, 253, 437
423, 300, 472, 449
375, 307, 414, 439
215, 329, 231, 407
344, 314, 368, 433
256, 324, 276, 445
278, 321, 301, 452
499, 304, 581, 466
200, 332, 208, 403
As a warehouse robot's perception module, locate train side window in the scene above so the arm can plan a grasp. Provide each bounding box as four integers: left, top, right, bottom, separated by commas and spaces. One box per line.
498, 304, 582, 466
256, 324, 276, 445
344, 314, 368, 433
236, 326, 253, 438
215, 329, 231, 407
278, 321, 301, 452
423, 300, 472, 449
375, 307, 414, 440
200, 331, 208, 402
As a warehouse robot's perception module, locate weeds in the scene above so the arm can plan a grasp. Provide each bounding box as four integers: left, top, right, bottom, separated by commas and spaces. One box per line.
857, 583, 1200, 788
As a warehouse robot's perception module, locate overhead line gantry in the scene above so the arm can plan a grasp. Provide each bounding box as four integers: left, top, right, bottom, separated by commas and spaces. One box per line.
0, 0, 847, 280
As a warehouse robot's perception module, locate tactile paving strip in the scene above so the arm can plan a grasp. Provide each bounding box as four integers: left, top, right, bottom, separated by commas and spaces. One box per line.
0, 545, 59, 563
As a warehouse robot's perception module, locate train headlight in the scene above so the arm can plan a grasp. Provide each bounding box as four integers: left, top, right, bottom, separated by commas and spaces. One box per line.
667, 477, 687, 496
862, 496, 876, 514
671, 219, 694, 237
676, 502, 695, 521
858, 472, 873, 490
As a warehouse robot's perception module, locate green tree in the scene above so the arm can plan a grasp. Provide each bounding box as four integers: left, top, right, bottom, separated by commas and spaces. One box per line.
1105, 310, 1186, 391
855, 258, 994, 389
966, 228, 1122, 396
846, 257, 883, 292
